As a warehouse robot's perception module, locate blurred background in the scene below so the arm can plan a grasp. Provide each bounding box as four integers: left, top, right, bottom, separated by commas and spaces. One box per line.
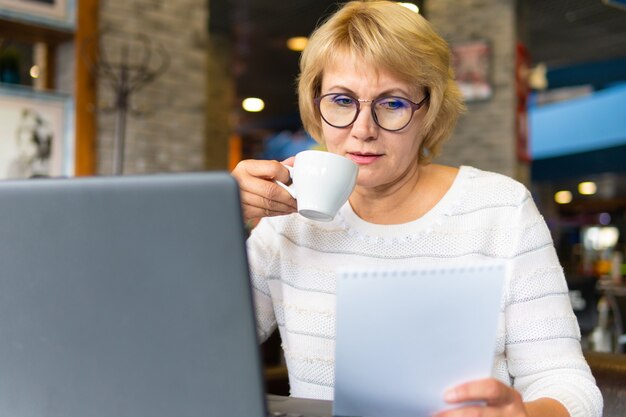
1, 0, 626, 375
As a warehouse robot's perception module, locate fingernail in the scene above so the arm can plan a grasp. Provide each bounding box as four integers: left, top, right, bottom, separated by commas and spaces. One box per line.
444, 389, 457, 402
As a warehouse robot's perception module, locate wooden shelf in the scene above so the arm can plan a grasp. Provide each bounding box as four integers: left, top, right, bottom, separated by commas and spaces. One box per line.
0, 17, 73, 44
0, 1, 99, 176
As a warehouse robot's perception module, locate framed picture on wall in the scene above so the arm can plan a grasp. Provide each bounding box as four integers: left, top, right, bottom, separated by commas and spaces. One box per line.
0, 0, 76, 30
451, 40, 493, 102
0, 85, 74, 179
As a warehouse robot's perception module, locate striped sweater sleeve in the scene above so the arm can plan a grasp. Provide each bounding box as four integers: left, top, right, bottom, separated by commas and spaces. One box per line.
247, 219, 279, 343
504, 192, 603, 417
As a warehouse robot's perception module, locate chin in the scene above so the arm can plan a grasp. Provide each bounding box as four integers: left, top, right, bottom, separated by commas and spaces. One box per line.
355, 173, 382, 188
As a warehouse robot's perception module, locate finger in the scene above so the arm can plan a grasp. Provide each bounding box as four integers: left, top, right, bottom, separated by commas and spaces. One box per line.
239, 159, 291, 184
444, 379, 516, 406
239, 174, 297, 223
241, 192, 296, 223
241, 193, 297, 215
281, 156, 295, 167
242, 203, 290, 223
239, 175, 297, 211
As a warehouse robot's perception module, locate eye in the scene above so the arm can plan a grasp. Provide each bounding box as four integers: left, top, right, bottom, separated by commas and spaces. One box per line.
331, 94, 356, 107
377, 97, 409, 110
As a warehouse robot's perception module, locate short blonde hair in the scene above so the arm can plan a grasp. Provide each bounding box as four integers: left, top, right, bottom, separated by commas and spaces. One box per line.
298, 0, 465, 163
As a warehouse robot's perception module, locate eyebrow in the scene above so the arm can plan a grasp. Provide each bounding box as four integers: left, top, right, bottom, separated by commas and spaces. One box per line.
323, 85, 414, 98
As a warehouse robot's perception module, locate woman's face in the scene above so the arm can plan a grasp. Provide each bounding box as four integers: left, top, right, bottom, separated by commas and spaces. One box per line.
319, 55, 428, 191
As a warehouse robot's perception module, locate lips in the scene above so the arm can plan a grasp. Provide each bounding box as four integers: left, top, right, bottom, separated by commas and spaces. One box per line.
347, 152, 382, 165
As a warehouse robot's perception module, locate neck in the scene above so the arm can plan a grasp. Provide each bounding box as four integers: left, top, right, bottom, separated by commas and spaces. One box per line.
349, 161, 424, 224
348, 164, 458, 225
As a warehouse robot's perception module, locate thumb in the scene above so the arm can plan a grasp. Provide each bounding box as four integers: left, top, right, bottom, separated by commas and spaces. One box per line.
281, 156, 295, 167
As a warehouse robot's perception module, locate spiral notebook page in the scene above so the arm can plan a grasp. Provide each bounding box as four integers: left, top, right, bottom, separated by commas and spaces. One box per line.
333, 263, 506, 417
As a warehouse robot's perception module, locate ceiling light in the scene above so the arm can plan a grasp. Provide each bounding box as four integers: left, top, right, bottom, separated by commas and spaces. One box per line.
528, 63, 548, 90
578, 181, 597, 195
287, 37, 308, 52
397, 2, 419, 13
30, 65, 40, 79
554, 190, 572, 204
242, 97, 265, 112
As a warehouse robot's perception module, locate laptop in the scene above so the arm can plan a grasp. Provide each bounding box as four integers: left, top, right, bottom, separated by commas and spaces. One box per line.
0, 172, 331, 417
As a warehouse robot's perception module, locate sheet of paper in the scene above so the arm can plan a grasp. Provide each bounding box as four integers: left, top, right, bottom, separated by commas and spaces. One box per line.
333, 262, 506, 417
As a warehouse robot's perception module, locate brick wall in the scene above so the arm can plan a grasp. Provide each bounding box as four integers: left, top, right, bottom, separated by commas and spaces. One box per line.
96, 0, 208, 175
58, 1, 525, 177
427, 0, 527, 181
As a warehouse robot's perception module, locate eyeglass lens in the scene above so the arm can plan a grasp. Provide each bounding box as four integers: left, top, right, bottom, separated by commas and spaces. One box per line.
318, 94, 418, 131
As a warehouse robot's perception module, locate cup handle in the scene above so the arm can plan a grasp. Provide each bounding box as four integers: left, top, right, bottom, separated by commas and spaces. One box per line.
274, 165, 297, 199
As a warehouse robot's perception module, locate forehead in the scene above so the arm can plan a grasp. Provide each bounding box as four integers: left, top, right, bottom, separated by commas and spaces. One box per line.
321, 52, 415, 93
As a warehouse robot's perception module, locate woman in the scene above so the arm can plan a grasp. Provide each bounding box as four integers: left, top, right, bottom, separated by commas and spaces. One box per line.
232, 2, 602, 417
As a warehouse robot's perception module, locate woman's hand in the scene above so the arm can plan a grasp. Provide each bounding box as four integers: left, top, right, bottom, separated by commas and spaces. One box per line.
434, 378, 528, 417
231, 158, 297, 223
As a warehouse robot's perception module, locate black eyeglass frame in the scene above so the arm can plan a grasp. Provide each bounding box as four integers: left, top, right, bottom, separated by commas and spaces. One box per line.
313, 92, 430, 132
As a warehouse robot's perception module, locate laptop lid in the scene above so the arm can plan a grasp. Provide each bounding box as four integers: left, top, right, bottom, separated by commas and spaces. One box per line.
0, 172, 267, 417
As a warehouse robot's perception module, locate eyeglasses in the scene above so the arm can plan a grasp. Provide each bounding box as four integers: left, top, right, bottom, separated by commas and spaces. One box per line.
314, 92, 429, 132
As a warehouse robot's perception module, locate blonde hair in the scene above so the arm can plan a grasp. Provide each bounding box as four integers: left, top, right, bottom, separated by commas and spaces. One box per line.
298, 0, 465, 163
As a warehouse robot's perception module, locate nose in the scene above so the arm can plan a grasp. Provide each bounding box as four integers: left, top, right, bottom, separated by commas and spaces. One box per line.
350, 103, 378, 141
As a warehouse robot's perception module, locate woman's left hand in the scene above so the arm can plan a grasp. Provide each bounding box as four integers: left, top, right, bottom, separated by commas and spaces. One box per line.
434, 378, 528, 417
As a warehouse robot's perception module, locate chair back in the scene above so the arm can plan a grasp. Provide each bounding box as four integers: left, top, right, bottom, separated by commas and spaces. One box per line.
584, 350, 626, 417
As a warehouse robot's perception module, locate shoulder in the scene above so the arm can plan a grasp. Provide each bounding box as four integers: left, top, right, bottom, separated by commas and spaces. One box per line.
440, 166, 543, 226
457, 166, 531, 206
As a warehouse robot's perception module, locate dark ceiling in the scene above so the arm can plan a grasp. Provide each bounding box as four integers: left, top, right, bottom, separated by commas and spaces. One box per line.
223, 0, 340, 132
525, 0, 626, 67
216, 0, 626, 132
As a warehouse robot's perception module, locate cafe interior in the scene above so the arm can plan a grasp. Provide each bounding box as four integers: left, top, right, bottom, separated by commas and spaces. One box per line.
1, 0, 626, 412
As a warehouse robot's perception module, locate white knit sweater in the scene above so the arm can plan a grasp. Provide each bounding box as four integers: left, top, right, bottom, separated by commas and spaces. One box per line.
247, 166, 603, 417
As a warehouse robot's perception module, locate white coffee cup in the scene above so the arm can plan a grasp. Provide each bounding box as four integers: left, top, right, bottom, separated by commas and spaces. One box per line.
276, 150, 358, 222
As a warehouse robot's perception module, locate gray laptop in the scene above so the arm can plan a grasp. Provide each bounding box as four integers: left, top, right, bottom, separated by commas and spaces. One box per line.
0, 172, 331, 417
